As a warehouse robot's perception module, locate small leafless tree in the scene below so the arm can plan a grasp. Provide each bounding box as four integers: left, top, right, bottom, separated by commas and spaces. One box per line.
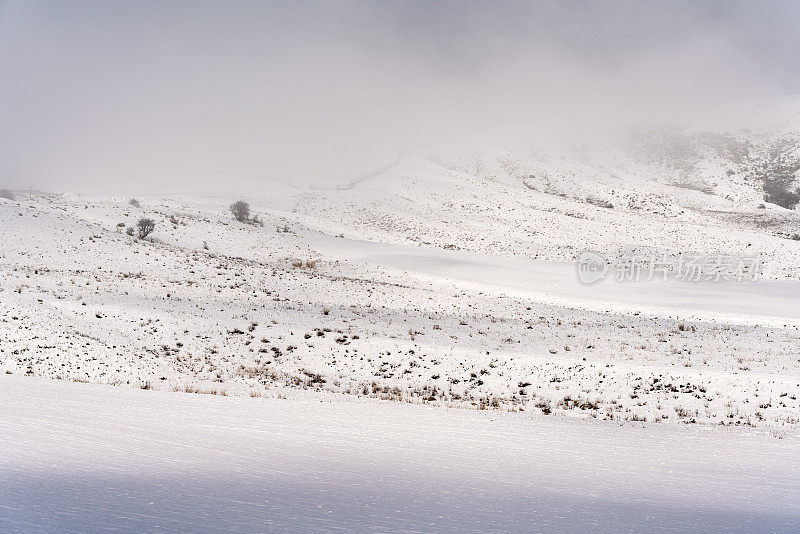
230, 200, 250, 222
136, 218, 155, 239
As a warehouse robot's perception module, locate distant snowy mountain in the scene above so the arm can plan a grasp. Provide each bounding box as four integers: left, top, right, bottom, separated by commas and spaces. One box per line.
283, 108, 800, 279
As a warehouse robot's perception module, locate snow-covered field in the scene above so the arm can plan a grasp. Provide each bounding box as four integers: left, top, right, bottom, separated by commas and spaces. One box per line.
2, 119, 800, 530
2, 375, 799, 533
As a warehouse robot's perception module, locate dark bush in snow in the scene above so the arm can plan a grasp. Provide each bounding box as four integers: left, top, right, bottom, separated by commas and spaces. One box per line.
129, 198, 141, 207
136, 218, 155, 239
0, 189, 14, 200
230, 200, 250, 222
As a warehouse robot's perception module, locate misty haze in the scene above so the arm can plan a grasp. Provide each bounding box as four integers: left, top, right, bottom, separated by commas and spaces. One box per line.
2, 1, 800, 533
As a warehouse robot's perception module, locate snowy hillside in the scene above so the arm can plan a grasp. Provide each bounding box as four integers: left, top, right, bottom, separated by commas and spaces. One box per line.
2, 117, 800, 431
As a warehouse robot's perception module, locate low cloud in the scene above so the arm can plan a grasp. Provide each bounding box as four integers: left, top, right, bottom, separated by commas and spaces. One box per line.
1, 0, 798, 193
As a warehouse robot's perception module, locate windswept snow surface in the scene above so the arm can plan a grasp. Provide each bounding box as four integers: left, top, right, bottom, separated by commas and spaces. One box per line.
1, 376, 799, 533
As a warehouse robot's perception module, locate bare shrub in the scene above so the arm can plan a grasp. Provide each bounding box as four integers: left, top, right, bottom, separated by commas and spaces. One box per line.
0, 189, 14, 200
129, 198, 141, 207
230, 200, 250, 222
136, 218, 155, 239
586, 196, 614, 209
674, 406, 691, 418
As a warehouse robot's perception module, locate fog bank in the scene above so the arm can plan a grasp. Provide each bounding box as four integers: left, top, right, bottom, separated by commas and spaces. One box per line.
1, 0, 799, 194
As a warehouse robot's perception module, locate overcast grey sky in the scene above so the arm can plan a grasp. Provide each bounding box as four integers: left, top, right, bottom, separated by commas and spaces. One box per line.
2, 0, 799, 193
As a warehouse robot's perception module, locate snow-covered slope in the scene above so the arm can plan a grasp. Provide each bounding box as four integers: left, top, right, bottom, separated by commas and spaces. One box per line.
2, 170, 800, 429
